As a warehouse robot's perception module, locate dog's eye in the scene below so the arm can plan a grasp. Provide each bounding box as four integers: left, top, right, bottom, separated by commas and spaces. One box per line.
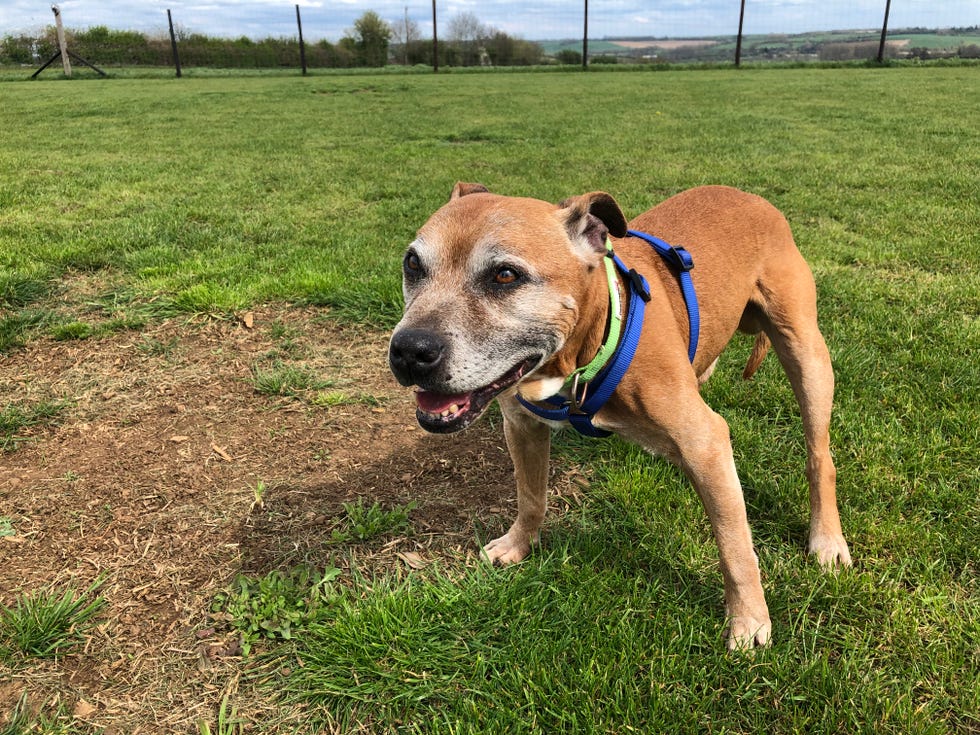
403, 251, 423, 277
493, 267, 520, 285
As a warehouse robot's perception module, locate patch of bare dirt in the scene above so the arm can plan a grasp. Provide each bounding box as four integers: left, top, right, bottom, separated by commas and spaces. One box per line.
0, 301, 585, 732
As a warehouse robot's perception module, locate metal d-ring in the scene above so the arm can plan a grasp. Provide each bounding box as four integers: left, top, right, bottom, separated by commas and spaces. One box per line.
568, 372, 590, 415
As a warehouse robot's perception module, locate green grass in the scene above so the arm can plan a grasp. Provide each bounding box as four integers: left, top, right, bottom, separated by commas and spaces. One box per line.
0, 581, 105, 661
0, 401, 68, 452
1, 67, 978, 732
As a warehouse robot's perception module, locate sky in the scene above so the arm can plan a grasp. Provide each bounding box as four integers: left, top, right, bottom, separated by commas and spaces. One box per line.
1, 0, 977, 42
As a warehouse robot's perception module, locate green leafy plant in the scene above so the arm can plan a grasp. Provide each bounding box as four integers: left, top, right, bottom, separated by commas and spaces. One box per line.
329, 499, 416, 545
0, 580, 105, 660
250, 480, 267, 511
211, 565, 340, 656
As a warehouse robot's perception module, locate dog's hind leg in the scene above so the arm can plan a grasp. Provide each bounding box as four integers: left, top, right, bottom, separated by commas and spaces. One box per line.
482, 395, 552, 566
757, 261, 852, 568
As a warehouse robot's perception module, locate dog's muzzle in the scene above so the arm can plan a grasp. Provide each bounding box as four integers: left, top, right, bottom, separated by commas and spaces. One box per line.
388, 328, 448, 388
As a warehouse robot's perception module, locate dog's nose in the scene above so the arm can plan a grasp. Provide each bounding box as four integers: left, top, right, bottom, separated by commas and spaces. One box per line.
389, 328, 448, 386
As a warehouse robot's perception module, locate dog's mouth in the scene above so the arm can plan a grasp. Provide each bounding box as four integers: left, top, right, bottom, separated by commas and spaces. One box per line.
413, 356, 540, 434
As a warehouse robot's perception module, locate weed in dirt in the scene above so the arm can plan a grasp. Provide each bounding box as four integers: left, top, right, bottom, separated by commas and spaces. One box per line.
0, 518, 15, 537
329, 499, 417, 545
0, 580, 105, 661
211, 566, 341, 656
250, 480, 268, 511
0, 400, 68, 453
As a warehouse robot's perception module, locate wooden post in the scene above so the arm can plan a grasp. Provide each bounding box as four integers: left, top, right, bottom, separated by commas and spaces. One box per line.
296, 5, 307, 75
52, 5, 72, 77
431, 0, 438, 73
167, 9, 182, 77
735, 0, 746, 67
876, 0, 892, 63
582, 0, 588, 69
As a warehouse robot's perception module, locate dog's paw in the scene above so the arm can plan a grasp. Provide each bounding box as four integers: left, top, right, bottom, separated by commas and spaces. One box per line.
808, 534, 852, 569
726, 616, 772, 651
482, 531, 535, 566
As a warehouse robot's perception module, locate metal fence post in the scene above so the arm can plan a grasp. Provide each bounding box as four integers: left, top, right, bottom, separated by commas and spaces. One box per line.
877, 0, 892, 63
296, 4, 307, 75
582, 0, 589, 69
167, 9, 182, 77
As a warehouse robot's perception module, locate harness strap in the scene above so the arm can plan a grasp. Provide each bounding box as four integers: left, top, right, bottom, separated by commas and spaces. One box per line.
626, 229, 700, 362
516, 230, 698, 438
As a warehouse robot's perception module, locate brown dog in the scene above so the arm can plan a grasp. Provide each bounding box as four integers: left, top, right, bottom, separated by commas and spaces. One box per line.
389, 183, 851, 649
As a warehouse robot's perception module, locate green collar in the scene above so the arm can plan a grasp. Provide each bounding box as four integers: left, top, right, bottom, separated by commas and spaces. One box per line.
563, 238, 623, 389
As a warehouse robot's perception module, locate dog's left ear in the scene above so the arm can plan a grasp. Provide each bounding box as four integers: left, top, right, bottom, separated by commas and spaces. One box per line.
558, 192, 628, 254
450, 182, 490, 200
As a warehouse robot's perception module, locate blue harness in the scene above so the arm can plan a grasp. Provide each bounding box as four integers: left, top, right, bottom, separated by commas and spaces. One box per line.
516, 229, 699, 438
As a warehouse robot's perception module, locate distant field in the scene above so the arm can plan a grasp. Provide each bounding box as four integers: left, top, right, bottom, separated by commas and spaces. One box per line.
542, 29, 980, 60
612, 39, 720, 50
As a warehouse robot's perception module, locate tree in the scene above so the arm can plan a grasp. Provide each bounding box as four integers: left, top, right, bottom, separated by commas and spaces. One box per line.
390, 14, 429, 65
351, 10, 391, 67
447, 11, 485, 66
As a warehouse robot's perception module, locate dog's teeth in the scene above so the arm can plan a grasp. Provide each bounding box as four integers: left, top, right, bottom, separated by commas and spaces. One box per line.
448, 403, 460, 415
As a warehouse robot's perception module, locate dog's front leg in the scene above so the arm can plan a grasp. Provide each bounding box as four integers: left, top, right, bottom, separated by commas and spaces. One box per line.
678, 409, 772, 649
632, 401, 773, 649
482, 396, 551, 565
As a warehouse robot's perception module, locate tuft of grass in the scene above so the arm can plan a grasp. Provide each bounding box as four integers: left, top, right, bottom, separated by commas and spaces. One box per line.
49, 321, 94, 341
309, 389, 383, 408
0, 273, 50, 308
198, 694, 244, 735
0, 580, 105, 661
0, 692, 32, 735
0, 400, 68, 453
0, 309, 55, 354
251, 363, 336, 399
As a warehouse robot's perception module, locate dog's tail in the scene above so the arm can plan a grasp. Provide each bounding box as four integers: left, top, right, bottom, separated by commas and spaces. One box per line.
742, 333, 771, 380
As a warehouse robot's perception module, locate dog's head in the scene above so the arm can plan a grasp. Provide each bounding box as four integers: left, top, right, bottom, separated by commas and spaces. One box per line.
389, 182, 627, 433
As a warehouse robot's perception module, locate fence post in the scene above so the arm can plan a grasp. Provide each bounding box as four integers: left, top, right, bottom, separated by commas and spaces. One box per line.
296, 5, 307, 75
735, 0, 746, 67
876, 0, 892, 63
53, 6, 72, 77
582, 0, 588, 69
431, 0, 438, 72
167, 9, 182, 77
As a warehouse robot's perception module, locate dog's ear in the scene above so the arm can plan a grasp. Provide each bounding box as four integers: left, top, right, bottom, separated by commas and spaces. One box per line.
450, 182, 490, 200
558, 192, 628, 254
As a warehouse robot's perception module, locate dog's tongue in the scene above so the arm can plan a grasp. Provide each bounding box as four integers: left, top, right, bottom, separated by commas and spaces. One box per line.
415, 390, 471, 414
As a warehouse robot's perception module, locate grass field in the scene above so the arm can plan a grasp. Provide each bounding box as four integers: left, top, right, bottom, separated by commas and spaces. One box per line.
1, 66, 979, 732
